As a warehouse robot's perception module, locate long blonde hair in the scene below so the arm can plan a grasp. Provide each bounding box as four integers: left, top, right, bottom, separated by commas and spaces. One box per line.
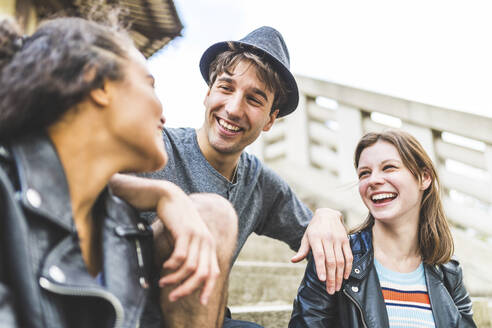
352, 130, 453, 265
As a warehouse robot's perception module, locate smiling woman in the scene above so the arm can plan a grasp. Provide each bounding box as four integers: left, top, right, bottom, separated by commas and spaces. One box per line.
0, 13, 166, 328
290, 130, 477, 328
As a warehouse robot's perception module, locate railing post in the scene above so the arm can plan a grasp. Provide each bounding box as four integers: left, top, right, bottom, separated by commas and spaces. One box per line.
485, 145, 492, 204
402, 123, 437, 164
334, 104, 364, 227
336, 104, 363, 183
283, 91, 310, 167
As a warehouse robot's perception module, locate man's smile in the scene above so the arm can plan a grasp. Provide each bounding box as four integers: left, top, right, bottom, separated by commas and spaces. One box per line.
216, 117, 243, 135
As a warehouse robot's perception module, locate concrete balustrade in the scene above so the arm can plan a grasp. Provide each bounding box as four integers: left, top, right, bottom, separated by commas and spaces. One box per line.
250, 74, 492, 243
241, 75, 492, 326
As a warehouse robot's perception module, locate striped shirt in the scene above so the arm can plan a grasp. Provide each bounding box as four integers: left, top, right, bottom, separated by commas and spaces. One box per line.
374, 259, 436, 328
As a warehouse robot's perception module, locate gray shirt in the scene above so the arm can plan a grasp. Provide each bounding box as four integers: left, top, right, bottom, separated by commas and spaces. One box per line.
143, 127, 312, 261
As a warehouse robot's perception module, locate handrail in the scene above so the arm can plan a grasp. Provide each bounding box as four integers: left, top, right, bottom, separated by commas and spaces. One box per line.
295, 75, 492, 144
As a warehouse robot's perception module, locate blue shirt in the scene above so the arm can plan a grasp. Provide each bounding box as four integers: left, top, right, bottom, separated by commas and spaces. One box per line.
141, 127, 312, 262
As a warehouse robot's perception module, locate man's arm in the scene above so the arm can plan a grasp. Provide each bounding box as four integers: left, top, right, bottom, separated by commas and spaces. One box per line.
109, 173, 219, 305
257, 166, 352, 295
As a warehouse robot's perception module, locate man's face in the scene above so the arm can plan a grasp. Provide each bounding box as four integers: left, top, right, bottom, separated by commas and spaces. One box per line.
202, 61, 279, 155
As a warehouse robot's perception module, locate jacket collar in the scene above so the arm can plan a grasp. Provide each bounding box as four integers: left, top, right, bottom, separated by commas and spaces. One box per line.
11, 133, 74, 231
348, 228, 374, 280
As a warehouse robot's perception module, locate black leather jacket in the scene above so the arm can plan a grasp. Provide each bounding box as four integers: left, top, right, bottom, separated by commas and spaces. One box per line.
0, 135, 154, 328
290, 228, 476, 328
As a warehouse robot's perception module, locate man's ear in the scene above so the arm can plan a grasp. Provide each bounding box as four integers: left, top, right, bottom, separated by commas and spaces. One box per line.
420, 169, 432, 191
263, 109, 279, 132
89, 80, 112, 108
203, 87, 212, 106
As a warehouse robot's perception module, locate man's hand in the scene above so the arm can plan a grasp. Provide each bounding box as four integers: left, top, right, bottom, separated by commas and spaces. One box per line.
110, 174, 219, 305
291, 208, 352, 295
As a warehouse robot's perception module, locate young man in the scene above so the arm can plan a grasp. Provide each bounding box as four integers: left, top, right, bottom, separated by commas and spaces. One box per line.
112, 26, 353, 327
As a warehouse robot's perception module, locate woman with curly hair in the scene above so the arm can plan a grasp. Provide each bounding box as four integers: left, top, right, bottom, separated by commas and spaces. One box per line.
0, 13, 233, 328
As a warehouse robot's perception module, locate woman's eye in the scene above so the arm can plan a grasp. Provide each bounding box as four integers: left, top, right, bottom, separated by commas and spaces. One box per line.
358, 171, 369, 179
383, 165, 396, 171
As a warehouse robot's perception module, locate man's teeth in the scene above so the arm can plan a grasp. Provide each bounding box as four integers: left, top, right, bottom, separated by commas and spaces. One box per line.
371, 193, 396, 201
219, 119, 240, 132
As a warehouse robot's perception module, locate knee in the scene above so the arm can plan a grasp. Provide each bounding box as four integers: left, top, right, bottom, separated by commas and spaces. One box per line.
189, 193, 238, 246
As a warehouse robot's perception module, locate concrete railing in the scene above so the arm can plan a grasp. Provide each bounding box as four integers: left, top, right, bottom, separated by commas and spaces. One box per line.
245, 74, 492, 326
249, 75, 492, 239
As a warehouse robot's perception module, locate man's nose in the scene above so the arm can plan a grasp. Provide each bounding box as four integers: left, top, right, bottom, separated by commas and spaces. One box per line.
225, 93, 244, 118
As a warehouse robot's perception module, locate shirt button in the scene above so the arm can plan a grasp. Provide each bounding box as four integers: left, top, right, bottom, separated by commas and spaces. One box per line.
351, 286, 359, 293
354, 268, 360, 274
26, 188, 42, 208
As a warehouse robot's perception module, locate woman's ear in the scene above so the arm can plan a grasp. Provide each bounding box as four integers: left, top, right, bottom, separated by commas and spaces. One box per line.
420, 169, 432, 191
83, 64, 112, 108
89, 80, 113, 108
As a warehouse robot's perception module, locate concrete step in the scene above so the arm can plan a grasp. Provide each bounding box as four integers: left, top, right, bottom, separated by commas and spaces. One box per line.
228, 261, 304, 307
231, 307, 291, 328
236, 234, 297, 263
228, 235, 301, 327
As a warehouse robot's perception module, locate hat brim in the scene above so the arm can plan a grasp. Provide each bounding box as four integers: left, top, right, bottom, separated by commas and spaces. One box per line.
199, 41, 299, 118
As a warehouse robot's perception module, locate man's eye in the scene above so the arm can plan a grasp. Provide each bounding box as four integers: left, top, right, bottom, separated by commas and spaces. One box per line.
248, 96, 262, 106
218, 85, 231, 91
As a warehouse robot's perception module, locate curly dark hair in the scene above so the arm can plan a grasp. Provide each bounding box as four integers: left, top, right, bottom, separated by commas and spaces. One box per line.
0, 14, 132, 141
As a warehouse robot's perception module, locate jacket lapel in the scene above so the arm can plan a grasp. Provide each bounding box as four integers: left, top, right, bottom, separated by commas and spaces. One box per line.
346, 230, 390, 328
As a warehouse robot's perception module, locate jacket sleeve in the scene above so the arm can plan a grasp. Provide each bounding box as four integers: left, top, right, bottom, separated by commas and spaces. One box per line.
0, 279, 19, 326
442, 260, 477, 328
0, 164, 19, 326
289, 255, 338, 328
0, 235, 19, 326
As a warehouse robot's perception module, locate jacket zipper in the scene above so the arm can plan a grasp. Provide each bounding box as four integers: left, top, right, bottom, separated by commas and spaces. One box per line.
343, 289, 368, 328
39, 277, 124, 328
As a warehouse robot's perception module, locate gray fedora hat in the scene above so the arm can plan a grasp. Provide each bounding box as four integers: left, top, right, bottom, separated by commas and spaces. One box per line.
199, 26, 299, 117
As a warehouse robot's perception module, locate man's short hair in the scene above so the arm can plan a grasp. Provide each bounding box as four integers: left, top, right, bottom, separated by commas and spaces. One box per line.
207, 42, 288, 114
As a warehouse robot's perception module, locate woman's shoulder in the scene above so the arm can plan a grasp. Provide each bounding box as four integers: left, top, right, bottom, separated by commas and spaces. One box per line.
440, 256, 462, 275
428, 256, 464, 294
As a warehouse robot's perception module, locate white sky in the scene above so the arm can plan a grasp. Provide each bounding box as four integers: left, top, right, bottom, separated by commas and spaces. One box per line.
148, 0, 492, 128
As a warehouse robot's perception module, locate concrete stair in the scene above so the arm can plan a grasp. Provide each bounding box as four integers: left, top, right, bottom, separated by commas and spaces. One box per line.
228, 234, 302, 327
228, 234, 492, 328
